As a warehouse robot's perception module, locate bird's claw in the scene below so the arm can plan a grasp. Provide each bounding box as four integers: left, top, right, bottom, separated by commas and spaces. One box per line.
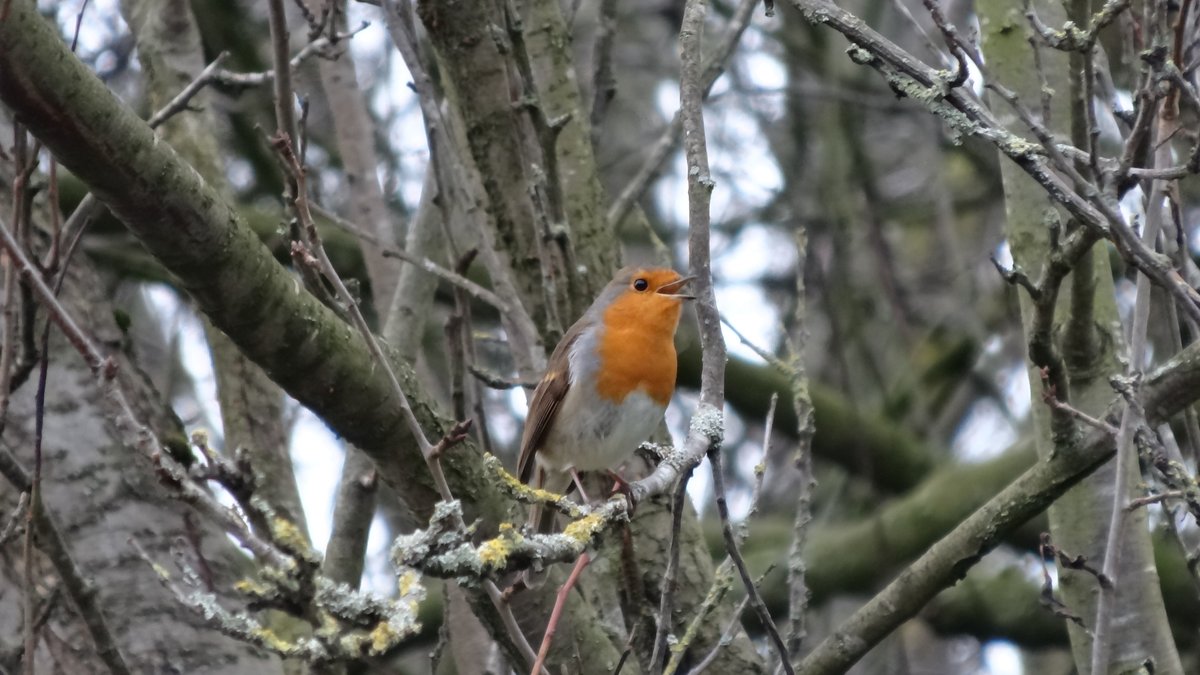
607, 471, 637, 515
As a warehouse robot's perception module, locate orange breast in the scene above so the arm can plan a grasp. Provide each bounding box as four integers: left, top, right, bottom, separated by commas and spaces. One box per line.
594, 292, 683, 406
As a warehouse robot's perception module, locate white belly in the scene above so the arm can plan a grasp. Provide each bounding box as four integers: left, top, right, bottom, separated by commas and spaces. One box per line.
537, 388, 666, 473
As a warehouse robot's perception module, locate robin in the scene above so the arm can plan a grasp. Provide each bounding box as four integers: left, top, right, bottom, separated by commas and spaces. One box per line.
518, 266, 693, 534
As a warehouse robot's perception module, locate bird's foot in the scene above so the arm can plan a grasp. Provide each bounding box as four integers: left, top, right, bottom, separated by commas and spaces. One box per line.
607, 470, 636, 515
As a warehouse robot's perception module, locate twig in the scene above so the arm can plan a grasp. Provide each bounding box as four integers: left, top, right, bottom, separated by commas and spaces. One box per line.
663, 562, 742, 675
784, 225, 816, 661
24, 286, 51, 675
589, 0, 620, 137
0, 217, 132, 675
1039, 369, 1121, 436
0, 491, 28, 546
688, 588, 752, 674
1036, 534, 1087, 627
382, 0, 544, 381
131, 537, 424, 662
146, 54, 230, 127
649, 3, 761, 671
528, 552, 591, 675
467, 365, 539, 390
210, 28, 366, 90
266, 0, 300, 148
628, 0, 732, 513
1127, 490, 1185, 511
708, 443, 792, 673
1090, 103, 1170, 675
1026, 0, 1132, 51
650, 472, 692, 668
0, 222, 18, 431
606, 0, 759, 232
748, 393, 778, 523
720, 316, 789, 371
310, 203, 510, 313
270, 122, 544, 672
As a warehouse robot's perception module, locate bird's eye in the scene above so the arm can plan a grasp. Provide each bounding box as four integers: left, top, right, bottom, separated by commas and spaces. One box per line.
633, 278, 649, 292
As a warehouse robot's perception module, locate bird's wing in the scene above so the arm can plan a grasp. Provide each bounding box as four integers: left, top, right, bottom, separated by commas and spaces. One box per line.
517, 320, 588, 483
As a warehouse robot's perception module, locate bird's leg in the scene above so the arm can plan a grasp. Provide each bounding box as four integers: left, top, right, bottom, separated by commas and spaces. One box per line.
607, 470, 637, 514
569, 467, 592, 504
606, 470, 631, 494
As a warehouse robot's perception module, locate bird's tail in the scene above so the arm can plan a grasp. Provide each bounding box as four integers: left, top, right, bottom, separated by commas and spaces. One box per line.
526, 467, 574, 533
521, 467, 574, 589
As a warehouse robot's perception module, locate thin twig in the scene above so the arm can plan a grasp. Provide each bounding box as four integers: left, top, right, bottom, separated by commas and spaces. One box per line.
310, 203, 511, 313
589, 0, 620, 138
629, 0, 733, 512
784, 228, 817, 663
685, 396, 777, 674
606, 0, 759, 232
24, 285, 51, 675
0, 491, 28, 546
1127, 490, 1185, 511
529, 552, 591, 675
266, 0, 300, 148
1091, 110, 1171, 673
649, 473, 692, 669
271, 124, 545, 671
0, 216, 133, 675
663, 562, 743, 675
468, 365, 539, 390
211, 27, 367, 90
688, 590, 752, 674
382, 0, 544, 381
680, 5, 789, 664
720, 316, 789, 371
708, 444, 793, 673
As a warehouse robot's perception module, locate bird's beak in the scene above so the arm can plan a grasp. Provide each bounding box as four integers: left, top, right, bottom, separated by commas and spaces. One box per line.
657, 275, 696, 300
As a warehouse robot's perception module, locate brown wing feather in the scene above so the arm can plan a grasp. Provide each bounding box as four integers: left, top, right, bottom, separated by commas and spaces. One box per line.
517, 320, 589, 483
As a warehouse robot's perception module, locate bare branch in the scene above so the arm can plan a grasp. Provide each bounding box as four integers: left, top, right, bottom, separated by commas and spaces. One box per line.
606, 0, 759, 232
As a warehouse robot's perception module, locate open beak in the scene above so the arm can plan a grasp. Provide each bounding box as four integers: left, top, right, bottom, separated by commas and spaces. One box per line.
656, 275, 696, 300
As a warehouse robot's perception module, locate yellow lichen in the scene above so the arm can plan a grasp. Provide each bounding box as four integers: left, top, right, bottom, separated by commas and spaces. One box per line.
150, 562, 172, 580
486, 454, 530, 490
234, 578, 270, 596
314, 611, 339, 640
271, 517, 309, 552
397, 569, 421, 597
563, 512, 605, 543
477, 537, 510, 569
251, 626, 293, 653
190, 428, 209, 447
369, 621, 399, 654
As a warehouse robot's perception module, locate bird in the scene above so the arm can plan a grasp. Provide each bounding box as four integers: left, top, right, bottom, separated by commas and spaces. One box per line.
517, 266, 693, 535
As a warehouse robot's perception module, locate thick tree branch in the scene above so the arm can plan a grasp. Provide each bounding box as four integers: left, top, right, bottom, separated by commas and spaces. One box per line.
0, 0, 478, 522
794, 338, 1200, 674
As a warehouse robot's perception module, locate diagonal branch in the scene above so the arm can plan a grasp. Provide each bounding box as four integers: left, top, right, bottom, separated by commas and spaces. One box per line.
793, 339, 1200, 674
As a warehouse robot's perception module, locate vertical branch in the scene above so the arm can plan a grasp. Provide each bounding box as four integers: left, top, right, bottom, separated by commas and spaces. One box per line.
708, 444, 793, 673
0, 215, 131, 675
648, 472, 690, 668
23, 313, 49, 675
1090, 80, 1172, 675
1062, 0, 1100, 368
266, 0, 299, 148
589, 0, 620, 139
679, 3, 724, 404
304, 0, 401, 308
384, 0, 545, 380
785, 229, 816, 661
